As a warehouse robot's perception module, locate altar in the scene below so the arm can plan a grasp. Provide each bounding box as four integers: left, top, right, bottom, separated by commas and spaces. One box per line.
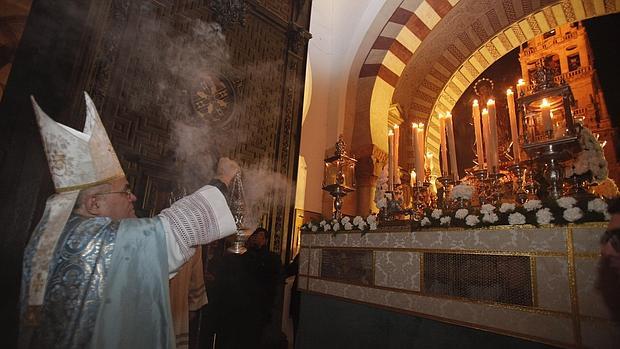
297, 223, 619, 348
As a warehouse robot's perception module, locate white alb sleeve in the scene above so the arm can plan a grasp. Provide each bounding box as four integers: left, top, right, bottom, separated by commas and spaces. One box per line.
158, 185, 237, 271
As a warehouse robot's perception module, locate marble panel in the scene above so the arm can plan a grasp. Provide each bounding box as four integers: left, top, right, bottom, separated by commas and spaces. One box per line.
580, 318, 620, 349
572, 225, 606, 254
411, 227, 566, 252
299, 248, 310, 276
575, 257, 613, 319
308, 248, 322, 277
535, 256, 571, 312
300, 233, 315, 246
374, 251, 421, 291
298, 276, 308, 290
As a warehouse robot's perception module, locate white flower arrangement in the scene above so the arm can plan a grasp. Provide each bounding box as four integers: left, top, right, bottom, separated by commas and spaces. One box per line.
369, 222, 378, 230
499, 203, 516, 213
480, 204, 495, 215
556, 196, 577, 209
323, 224, 331, 231
523, 199, 542, 211
465, 215, 480, 227
353, 216, 364, 226
440, 216, 451, 226
536, 208, 554, 225
455, 209, 469, 219
566, 126, 608, 182
311, 225, 318, 232
482, 212, 499, 224
341, 216, 351, 224
344, 222, 353, 230
587, 198, 608, 213
374, 165, 389, 209
320, 220, 327, 227
367, 215, 377, 225
431, 209, 443, 219
332, 222, 340, 231
450, 184, 475, 200
508, 212, 526, 225
563, 207, 583, 222
421, 217, 431, 226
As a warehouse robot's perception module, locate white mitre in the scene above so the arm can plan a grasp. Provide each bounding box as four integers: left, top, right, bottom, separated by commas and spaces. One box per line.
32, 91, 125, 191
25, 92, 125, 316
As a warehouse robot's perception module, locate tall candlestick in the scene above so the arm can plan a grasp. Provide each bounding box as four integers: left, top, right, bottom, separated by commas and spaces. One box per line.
481, 108, 492, 172
415, 123, 426, 185
506, 89, 521, 163
439, 114, 449, 176
541, 98, 552, 135
444, 112, 459, 181
516, 78, 525, 97
388, 129, 394, 192
393, 125, 400, 185
487, 99, 499, 172
426, 151, 434, 174
410, 170, 416, 187
471, 100, 485, 169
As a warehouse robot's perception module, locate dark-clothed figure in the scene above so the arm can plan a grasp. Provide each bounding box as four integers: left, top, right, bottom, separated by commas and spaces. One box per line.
598, 198, 620, 322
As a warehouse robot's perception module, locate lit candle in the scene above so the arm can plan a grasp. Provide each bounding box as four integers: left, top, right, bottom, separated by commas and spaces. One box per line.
516, 79, 525, 97
415, 123, 426, 184
426, 151, 434, 174
471, 100, 485, 169
393, 125, 400, 185
506, 89, 521, 163
439, 114, 449, 176
541, 98, 552, 135
388, 128, 394, 192
481, 108, 492, 172
487, 99, 499, 172
444, 112, 459, 181
410, 170, 416, 187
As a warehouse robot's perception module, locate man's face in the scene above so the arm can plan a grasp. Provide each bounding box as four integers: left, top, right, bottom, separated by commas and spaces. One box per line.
94, 178, 137, 220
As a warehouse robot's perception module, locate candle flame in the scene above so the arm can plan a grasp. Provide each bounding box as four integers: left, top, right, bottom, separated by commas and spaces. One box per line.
487, 99, 495, 105
473, 99, 478, 106
388, 129, 394, 136
517, 79, 525, 86
541, 98, 550, 108
411, 122, 418, 128
418, 123, 425, 130
506, 88, 513, 95
393, 124, 399, 129
482, 108, 489, 115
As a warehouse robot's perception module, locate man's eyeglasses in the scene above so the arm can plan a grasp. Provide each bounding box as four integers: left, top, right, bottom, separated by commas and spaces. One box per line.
94, 187, 133, 197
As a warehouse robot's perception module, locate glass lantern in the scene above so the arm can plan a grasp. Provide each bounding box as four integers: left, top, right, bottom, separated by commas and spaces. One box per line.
322, 135, 357, 220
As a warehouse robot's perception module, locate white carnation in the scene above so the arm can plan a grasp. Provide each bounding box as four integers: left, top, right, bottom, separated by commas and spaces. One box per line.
465, 215, 480, 226
323, 224, 331, 231
319, 220, 327, 227
376, 197, 387, 209
369, 222, 378, 230
333, 223, 340, 231
604, 212, 611, 221
450, 184, 475, 200
556, 196, 577, 209
358, 223, 367, 231
344, 222, 353, 230
587, 198, 608, 213
455, 209, 469, 219
523, 199, 542, 211
421, 217, 431, 226
480, 204, 495, 215
366, 215, 377, 225
535, 208, 554, 225
482, 213, 499, 223
311, 225, 318, 232
341, 216, 351, 224
440, 216, 451, 226
353, 216, 364, 226
499, 203, 516, 213
431, 209, 443, 219
508, 212, 526, 225
563, 207, 583, 222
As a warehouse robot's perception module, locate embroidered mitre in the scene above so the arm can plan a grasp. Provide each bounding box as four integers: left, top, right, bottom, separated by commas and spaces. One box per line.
31, 92, 125, 192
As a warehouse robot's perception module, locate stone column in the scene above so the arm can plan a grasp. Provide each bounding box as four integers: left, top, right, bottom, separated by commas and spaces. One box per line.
352, 144, 388, 216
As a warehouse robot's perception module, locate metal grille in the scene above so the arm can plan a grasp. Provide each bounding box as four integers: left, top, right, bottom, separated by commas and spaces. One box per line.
423, 253, 533, 306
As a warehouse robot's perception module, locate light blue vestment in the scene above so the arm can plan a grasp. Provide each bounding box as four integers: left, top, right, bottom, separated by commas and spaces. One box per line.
20, 214, 175, 349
